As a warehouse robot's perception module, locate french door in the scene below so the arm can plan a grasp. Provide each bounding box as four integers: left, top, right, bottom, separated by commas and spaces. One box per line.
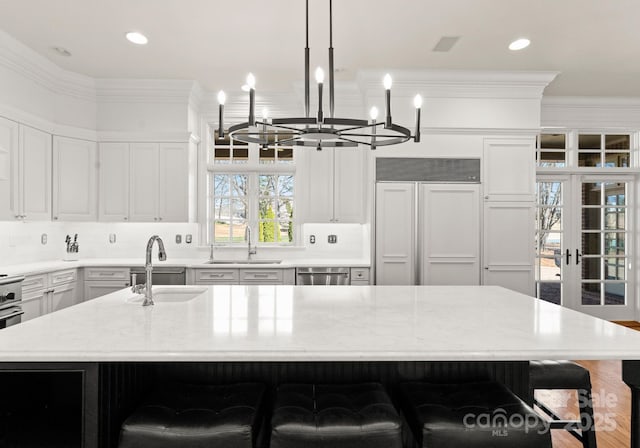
536, 174, 634, 319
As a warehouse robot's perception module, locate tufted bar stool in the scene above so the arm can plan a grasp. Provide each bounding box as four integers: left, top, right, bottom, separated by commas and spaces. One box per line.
530, 360, 597, 448
118, 382, 265, 448
399, 381, 552, 448
270, 382, 402, 448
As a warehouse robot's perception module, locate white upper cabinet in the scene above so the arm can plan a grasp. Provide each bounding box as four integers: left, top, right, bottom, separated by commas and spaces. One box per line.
21, 125, 52, 220
0, 117, 18, 220
129, 143, 159, 222
483, 138, 535, 202
98, 143, 130, 221
128, 142, 188, 222
304, 147, 364, 223
158, 143, 188, 222
53, 136, 97, 221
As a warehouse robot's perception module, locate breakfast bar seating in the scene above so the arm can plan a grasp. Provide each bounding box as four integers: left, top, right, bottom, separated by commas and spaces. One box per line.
118, 382, 266, 448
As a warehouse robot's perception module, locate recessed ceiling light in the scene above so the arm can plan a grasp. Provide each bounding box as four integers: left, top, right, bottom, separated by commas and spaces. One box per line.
51, 46, 72, 57
508, 38, 530, 51
126, 32, 148, 45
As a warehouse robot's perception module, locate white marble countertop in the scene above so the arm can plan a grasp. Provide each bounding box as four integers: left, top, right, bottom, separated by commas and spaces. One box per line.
0, 258, 371, 277
0, 285, 639, 362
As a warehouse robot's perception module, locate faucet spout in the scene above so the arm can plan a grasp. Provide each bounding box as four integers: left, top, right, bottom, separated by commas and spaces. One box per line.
143, 235, 166, 306
245, 226, 257, 259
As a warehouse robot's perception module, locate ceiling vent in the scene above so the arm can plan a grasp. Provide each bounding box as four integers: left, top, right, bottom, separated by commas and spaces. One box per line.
432, 36, 460, 52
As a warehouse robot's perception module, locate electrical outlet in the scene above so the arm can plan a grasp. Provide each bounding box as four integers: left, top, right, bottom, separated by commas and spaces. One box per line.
175, 234, 182, 244
328, 235, 337, 244
41, 234, 47, 245
310, 235, 316, 244
185, 234, 192, 244
109, 234, 117, 244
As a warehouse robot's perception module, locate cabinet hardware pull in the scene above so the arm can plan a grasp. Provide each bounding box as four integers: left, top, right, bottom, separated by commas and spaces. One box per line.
99, 272, 116, 276
565, 249, 571, 265
576, 249, 582, 265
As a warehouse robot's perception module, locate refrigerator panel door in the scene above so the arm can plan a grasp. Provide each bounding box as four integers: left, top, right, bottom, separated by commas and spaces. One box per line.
419, 184, 481, 285
375, 183, 416, 285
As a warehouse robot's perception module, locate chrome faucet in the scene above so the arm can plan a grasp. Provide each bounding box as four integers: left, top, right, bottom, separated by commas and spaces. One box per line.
143, 235, 167, 306
245, 226, 257, 259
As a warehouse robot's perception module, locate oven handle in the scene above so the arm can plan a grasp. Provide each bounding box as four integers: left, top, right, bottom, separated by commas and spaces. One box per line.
0, 309, 24, 321
296, 272, 350, 276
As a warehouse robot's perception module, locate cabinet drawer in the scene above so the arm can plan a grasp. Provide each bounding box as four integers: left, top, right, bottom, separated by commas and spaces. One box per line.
50, 269, 77, 286
22, 274, 47, 293
195, 269, 239, 284
240, 269, 283, 283
350, 268, 370, 282
84, 267, 130, 281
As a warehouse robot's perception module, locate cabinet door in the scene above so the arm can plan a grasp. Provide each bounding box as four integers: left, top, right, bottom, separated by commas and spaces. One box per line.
0, 117, 19, 220
50, 282, 77, 312
84, 281, 129, 301
483, 201, 535, 296
483, 138, 535, 202
375, 183, 415, 285
304, 148, 334, 222
22, 289, 46, 322
20, 125, 51, 220
158, 143, 188, 222
129, 143, 159, 222
420, 184, 480, 285
98, 143, 130, 221
334, 148, 364, 223
53, 136, 97, 221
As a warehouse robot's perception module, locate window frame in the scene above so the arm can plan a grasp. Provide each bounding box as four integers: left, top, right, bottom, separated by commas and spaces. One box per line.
207, 132, 297, 246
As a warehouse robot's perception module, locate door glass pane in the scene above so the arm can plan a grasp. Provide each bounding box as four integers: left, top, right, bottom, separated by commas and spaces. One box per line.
582, 233, 601, 255
604, 284, 625, 305
578, 153, 601, 167
605, 209, 625, 230
581, 208, 600, 230
605, 258, 626, 280
581, 257, 601, 280
582, 283, 601, 305
605, 134, 630, 149
579, 134, 601, 149
536, 180, 564, 305
538, 283, 561, 305
605, 153, 630, 167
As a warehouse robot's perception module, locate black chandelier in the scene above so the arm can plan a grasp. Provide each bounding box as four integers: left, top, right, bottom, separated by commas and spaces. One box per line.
217, 0, 422, 150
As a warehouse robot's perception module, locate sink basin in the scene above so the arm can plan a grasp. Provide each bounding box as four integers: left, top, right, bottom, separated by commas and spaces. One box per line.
205, 259, 282, 265
127, 286, 208, 304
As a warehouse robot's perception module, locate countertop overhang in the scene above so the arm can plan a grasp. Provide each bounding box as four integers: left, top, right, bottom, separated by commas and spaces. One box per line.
1, 285, 639, 363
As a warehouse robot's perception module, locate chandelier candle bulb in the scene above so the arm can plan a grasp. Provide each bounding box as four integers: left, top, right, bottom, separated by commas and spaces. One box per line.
384, 74, 393, 128
217, 90, 226, 139
247, 73, 256, 126
316, 67, 325, 123
414, 94, 422, 143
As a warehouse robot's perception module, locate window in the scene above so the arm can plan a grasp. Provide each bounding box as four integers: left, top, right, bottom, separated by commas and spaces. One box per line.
578, 133, 630, 167
208, 131, 296, 245
536, 133, 567, 167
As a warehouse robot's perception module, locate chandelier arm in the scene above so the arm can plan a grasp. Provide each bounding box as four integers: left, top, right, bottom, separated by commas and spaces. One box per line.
339, 132, 411, 139
323, 117, 369, 127
272, 117, 317, 125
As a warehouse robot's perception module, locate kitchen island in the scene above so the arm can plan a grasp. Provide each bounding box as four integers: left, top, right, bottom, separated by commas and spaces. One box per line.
2, 285, 640, 447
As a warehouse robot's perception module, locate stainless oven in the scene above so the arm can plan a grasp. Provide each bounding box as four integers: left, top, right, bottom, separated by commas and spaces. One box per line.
0, 275, 25, 329
130, 267, 186, 286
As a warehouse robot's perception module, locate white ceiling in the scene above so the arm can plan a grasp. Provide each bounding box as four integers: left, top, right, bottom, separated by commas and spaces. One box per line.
0, 0, 638, 96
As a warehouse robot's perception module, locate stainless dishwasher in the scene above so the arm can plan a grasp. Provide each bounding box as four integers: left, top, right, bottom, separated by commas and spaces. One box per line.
130, 267, 186, 285
296, 267, 350, 285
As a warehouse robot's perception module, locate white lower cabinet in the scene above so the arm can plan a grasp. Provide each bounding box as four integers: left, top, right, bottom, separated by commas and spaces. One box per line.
83, 267, 131, 300
350, 268, 370, 285
21, 269, 78, 322
188, 268, 295, 285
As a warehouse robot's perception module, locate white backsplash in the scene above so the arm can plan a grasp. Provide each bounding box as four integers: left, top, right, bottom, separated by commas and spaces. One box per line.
0, 221, 370, 267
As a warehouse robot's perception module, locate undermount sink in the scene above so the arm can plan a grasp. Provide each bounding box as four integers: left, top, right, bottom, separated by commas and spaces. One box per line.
205, 259, 282, 265
127, 286, 208, 304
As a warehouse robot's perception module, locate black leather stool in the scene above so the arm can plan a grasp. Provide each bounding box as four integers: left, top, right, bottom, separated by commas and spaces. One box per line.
118, 382, 265, 448
530, 360, 597, 448
270, 382, 402, 448
399, 381, 552, 448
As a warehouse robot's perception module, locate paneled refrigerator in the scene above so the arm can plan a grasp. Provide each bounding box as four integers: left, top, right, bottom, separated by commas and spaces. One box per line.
374, 158, 481, 286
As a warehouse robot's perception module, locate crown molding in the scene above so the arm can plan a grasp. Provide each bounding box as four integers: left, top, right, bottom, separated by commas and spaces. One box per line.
0, 29, 96, 101
97, 131, 194, 143
0, 103, 97, 140
542, 96, 640, 128
94, 79, 198, 104
358, 69, 558, 99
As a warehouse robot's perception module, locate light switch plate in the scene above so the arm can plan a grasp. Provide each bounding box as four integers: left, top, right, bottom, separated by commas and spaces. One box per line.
185, 234, 192, 244
328, 234, 337, 244
175, 234, 182, 244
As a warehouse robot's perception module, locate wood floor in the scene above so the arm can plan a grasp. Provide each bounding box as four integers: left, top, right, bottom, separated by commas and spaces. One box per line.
536, 321, 640, 448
